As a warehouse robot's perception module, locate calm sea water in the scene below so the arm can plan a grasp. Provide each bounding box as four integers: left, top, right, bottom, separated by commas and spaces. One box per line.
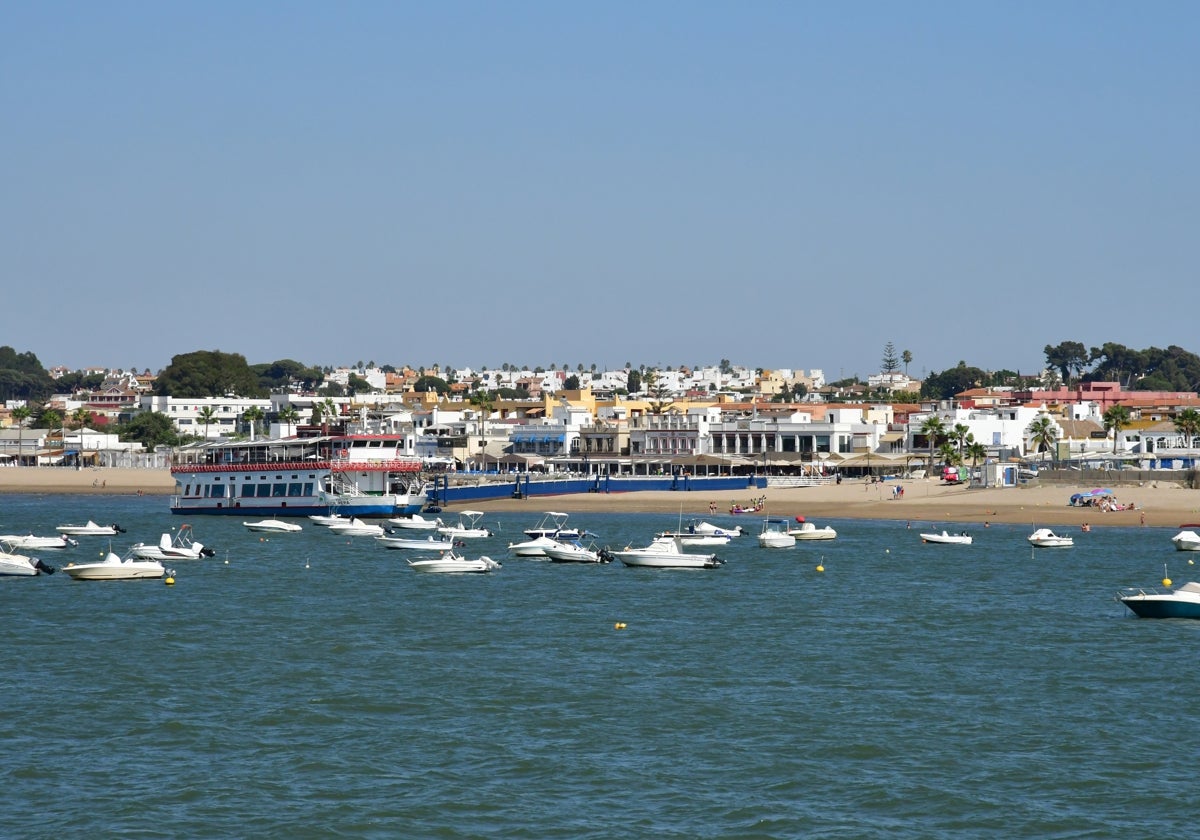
3, 493, 1199, 838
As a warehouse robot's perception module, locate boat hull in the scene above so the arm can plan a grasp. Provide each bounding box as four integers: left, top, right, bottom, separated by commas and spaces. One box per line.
1120, 596, 1200, 619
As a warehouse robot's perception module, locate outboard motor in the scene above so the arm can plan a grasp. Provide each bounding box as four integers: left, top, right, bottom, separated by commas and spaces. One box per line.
34, 558, 56, 575
112, 524, 126, 533
200, 546, 216, 558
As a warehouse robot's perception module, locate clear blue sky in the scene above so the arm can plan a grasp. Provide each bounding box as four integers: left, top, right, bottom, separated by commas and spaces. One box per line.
3, 3, 1196, 381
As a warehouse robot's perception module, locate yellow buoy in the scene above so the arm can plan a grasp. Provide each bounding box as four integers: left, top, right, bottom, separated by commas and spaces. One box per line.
164, 576, 175, 585
1163, 577, 1173, 587
614, 622, 626, 630
816, 564, 824, 572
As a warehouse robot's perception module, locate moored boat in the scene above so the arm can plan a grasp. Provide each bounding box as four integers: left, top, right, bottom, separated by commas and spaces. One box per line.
920, 530, 973, 545
757, 518, 796, 549
243, 518, 303, 533
0, 544, 56, 576
62, 551, 164, 581
407, 551, 501, 574
1171, 530, 1200, 552
0, 533, 78, 550
788, 517, 837, 541
169, 433, 427, 518
56, 520, 124, 536
376, 533, 455, 551
611, 536, 722, 569
1118, 581, 1200, 619
129, 524, 215, 560
1028, 528, 1074, 548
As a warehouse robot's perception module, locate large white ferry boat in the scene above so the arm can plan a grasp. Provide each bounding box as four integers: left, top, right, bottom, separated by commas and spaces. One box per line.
170, 434, 427, 518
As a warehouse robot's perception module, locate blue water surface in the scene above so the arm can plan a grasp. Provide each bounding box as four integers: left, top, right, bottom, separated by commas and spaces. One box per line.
2, 493, 1197, 838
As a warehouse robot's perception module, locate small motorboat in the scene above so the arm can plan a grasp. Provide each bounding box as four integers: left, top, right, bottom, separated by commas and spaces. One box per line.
62, 551, 164, 581
788, 517, 838, 541
0, 545, 56, 576
129, 524, 215, 560
506, 535, 563, 558
0, 533, 78, 550
921, 530, 973, 545
1118, 581, 1200, 619
758, 518, 796, 549
611, 536, 722, 569
243, 518, 303, 533
523, 511, 580, 541
407, 551, 502, 574
327, 517, 386, 538
657, 519, 741, 546
1028, 528, 1074, 548
56, 520, 125, 536
386, 513, 442, 530
1171, 530, 1200, 552
376, 533, 455, 551
308, 513, 349, 527
437, 510, 493, 539
542, 539, 611, 564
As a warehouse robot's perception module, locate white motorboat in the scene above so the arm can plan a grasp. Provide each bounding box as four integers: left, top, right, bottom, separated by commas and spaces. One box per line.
129, 524, 215, 560
243, 518, 303, 533
1117, 581, 1200, 619
56, 520, 125, 536
690, 520, 743, 537
308, 513, 349, 527
656, 519, 741, 546
386, 512, 442, 530
376, 533, 455, 551
407, 551, 502, 574
62, 551, 165, 581
1171, 530, 1200, 551
542, 539, 611, 564
0, 533, 78, 550
758, 518, 796, 549
437, 510, 493, 539
507, 535, 562, 558
920, 530, 973, 545
327, 517, 386, 538
1028, 528, 1074, 548
0, 545, 56, 576
611, 536, 722, 569
523, 511, 580, 540
787, 518, 838, 541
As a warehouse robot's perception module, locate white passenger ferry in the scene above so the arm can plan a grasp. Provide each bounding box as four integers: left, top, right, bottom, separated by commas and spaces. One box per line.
170, 434, 427, 518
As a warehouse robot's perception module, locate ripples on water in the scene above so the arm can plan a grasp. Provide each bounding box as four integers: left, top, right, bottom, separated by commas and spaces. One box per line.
3, 493, 1200, 837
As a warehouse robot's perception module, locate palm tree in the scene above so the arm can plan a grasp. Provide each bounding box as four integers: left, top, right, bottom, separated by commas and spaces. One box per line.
1174, 408, 1200, 450
242, 405, 265, 439
918, 415, 947, 474
937, 441, 959, 467
1102, 404, 1132, 454
277, 406, 301, 437
965, 440, 988, 469
951, 423, 971, 460
320, 398, 339, 433
1026, 414, 1060, 467
11, 405, 30, 466
197, 405, 217, 439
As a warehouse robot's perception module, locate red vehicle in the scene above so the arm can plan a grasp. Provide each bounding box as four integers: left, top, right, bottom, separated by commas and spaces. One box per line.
942, 466, 967, 484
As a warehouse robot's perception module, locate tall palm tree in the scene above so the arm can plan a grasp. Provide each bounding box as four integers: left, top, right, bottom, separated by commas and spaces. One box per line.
965, 441, 988, 469
937, 441, 959, 468
11, 405, 30, 466
1102, 404, 1132, 454
242, 405, 265, 439
1026, 415, 1060, 467
951, 423, 971, 460
197, 405, 217, 439
1174, 408, 1200, 450
277, 406, 301, 437
918, 415, 947, 474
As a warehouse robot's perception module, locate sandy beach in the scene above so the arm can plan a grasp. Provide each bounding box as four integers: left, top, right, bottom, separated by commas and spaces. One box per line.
1, 466, 1198, 529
